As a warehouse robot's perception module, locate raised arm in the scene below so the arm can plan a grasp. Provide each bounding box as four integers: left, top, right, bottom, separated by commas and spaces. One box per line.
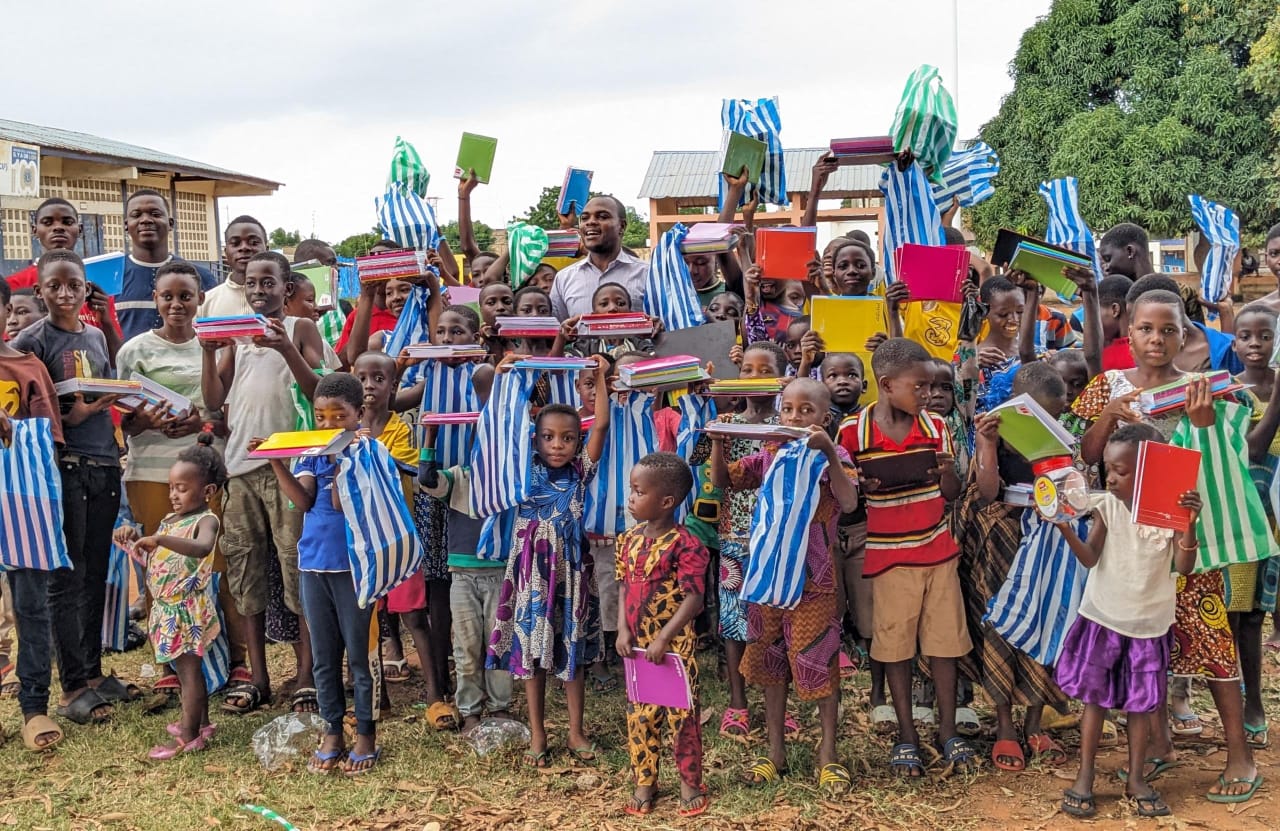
802, 153, 839, 228
457, 173, 482, 261
1070, 267, 1103, 379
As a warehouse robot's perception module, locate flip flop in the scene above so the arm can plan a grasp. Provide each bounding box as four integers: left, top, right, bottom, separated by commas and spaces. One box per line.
744, 756, 787, 785
1128, 792, 1171, 818
382, 659, 409, 683
623, 793, 658, 817
1026, 733, 1068, 767
342, 747, 381, 776
677, 789, 709, 818
568, 742, 599, 763
21, 715, 62, 752
167, 722, 218, 742
523, 750, 551, 768
590, 674, 619, 694
817, 762, 853, 795
308, 747, 344, 774
1118, 757, 1180, 783
1170, 711, 1204, 736
1206, 773, 1264, 804
991, 739, 1025, 772
1060, 788, 1096, 818
1245, 722, 1269, 750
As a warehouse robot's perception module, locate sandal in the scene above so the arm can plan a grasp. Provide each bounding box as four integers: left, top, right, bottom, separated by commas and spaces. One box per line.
148, 734, 206, 760
677, 790, 709, 818
1026, 732, 1068, 767
308, 747, 344, 774
940, 736, 978, 772
342, 747, 381, 776
167, 722, 218, 742
1170, 711, 1204, 736
55, 688, 112, 724
624, 793, 658, 817
290, 687, 319, 714
21, 715, 63, 751
382, 659, 409, 683
0, 663, 18, 699
220, 682, 263, 715
569, 742, 599, 763
783, 712, 801, 736
93, 674, 141, 703
1060, 788, 1096, 818
1128, 792, 1171, 818
912, 705, 936, 725
744, 756, 787, 785
890, 743, 924, 778
1205, 772, 1263, 803
1098, 719, 1120, 748
427, 700, 459, 731
872, 704, 899, 733
590, 674, 619, 694
1245, 722, 1269, 750
1117, 757, 1180, 783
524, 750, 551, 768
991, 739, 1025, 772
719, 707, 749, 737
817, 762, 853, 795
955, 706, 981, 737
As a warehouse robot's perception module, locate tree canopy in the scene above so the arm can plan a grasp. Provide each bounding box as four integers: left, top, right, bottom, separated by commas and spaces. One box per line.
970, 0, 1280, 246
514, 186, 650, 248
333, 227, 383, 259
268, 227, 301, 248
440, 220, 495, 252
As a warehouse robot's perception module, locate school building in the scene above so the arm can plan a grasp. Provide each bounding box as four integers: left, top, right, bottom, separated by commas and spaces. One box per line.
0, 119, 280, 277
637, 148, 885, 248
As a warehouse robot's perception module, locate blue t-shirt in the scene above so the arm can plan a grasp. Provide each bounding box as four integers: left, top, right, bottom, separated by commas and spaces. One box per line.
1192, 321, 1245, 374
294, 454, 349, 572
114, 255, 217, 342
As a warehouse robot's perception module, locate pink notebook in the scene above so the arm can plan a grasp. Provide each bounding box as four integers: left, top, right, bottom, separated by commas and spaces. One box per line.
623, 649, 693, 710
896, 243, 970, 303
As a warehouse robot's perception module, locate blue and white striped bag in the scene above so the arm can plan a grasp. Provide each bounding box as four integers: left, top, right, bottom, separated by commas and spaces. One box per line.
375, 184, 442, 252
931, 142, 999, 209
0, 417, 70, 571
470, 370, 538, 518
382, 284, 433, 359
545, 372, 581, 409
102, 540, 130, 651
337, 256, 360, 301
1039, 177, 1102, 284
644, 224, 705, 332
985, 510, 1089, 666
476, 508, 517, 562
879, 161, 945, 282
740, 441, 829, 609
336, 439, 425, 608
718, 98, 788, 209
200, 573, 230, 693
675, 393, 717, 520
584, 393, 657, 536
1189, 194, 1240, 307
421, 360, 481, 468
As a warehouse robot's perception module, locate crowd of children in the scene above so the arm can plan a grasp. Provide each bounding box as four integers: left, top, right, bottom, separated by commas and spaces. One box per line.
0, 168, 1278, 821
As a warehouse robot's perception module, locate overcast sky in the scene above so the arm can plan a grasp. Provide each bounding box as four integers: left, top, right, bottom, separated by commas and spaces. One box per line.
4, 0, 1051, 243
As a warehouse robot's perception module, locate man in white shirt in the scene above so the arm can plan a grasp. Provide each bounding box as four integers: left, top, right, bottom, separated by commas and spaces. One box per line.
199, 217, 268, 317
550, 195, 647, 320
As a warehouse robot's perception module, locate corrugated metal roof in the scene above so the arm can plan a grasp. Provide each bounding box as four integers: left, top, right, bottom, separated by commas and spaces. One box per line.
637, 148, 882, 200
0, 119, 280, 191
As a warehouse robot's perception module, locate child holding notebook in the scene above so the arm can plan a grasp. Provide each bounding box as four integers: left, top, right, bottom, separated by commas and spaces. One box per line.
615, 453, 709, 818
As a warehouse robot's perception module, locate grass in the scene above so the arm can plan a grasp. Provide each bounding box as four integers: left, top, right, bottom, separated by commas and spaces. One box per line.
0, 641, 1275, 831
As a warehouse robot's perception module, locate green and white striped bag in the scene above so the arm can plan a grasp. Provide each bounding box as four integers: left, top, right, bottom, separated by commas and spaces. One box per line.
1171, 400, 1277, 572
387, 136, 429, 197
890, 65, 958, 185
506, 221, 549, 287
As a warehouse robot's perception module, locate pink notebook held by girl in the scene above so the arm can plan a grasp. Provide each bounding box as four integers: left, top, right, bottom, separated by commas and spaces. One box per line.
623, 649, 693, 710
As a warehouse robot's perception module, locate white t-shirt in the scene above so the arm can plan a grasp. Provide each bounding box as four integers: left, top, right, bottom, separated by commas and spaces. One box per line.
225, 317, 304, 478
1077, 491, 1179, 638
117, 331, 225, 483
199, 280, 251, 319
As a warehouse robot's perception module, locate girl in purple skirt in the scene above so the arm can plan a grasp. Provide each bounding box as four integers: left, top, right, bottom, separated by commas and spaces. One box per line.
1052, 423, 1202, 819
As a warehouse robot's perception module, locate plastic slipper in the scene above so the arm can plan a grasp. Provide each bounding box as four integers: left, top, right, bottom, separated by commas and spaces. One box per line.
1040, 705, 1080, 731
872, 704, 899, 733
21, 715, 62, 752
148, 734, 206, 760
55, 688, 112, 725
1128, 792, 1171, 817
342, 747, 381, 776
719, 707, 749, 737
783, 712, 801, 736
817, 762, 853, 794
912, 705, 936, 725
523, 750, 551, 768
382, 659, 409, 683
992, 739, 1025, 771
427, 700, 458, 731
1026, 733, 1068, 767
677, 789, 709, 818
308, 747, 344, 774
940, 736, 978, 772
889, 743, 924, 778
744, 757, 787, 785
624, 793, 657, 816
167, 722, 218, 741
290, 687, 319, 714
1170, 711, 1204, 736
220, 682, 262, 715
1206, 773, 1264, 803
955, 706, 981, 737
590, 674, 619, 694
839, 651, 858, 678
1245, 722, 1269, 750
1118, 757, 1180, 783
1098, 719, 1120, 748
93, 674, 141, 703
1061, 788, 1096, 818
569, 742, 599, 763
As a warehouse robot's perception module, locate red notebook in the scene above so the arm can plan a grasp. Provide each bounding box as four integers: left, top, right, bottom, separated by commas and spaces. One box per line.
622, 649, 693, 709
1131, 441, 1201, 532
896, 243, 970, 303
755, 227, 817, 281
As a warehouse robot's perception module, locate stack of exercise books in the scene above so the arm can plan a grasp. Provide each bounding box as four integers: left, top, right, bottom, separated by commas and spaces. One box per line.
618, 355, 705, 388
707, 378, 785, 397
420, 412, 481, 425
576, 313, 652, 337
248, 429, 355, 459
546, 230, 582, 257
702, 422, 810, 442
402, 344, 489, 360
680, 223, 742, 255
496, 316, 561, 339
993, 230, 1091, 300
512, 356, 595, 371
828, 135, 896, 165
194, 314, 268, 342
115, 375, 193, 417
1138, 370, 1244, 415
355, 250, 426, 283
53, 377, 142, 399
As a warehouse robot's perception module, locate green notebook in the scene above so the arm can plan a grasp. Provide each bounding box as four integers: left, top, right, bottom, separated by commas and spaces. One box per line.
1008, 242, 1089, 300
454, 132, 498, 183
720, 130, 766, 182
990, 393, 1078, 462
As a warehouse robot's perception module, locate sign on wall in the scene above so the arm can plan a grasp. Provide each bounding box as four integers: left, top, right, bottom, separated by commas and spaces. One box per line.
0, 141, 40, 197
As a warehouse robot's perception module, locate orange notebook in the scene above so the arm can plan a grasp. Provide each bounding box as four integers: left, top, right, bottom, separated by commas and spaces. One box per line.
896, 243, 970, 303
755, 227, 817, 281
1131, 441, 1201, 532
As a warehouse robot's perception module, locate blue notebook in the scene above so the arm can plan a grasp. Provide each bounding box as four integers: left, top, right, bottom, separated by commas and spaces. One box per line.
557, 167, 593, 214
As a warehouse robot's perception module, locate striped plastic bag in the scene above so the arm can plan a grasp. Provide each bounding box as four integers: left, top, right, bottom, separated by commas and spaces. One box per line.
878, 161, 946, 282
335, 439, 425, 608
387, 135, 429, 197
890, 65, 957, 184
476, 508, 517, 562
336, 256, 360, 301
643, 224, 705, 332
740, 442, 830, 609
375, 184, 442, 252
420, 360, 480, 468
1039, 177, 1102, 284
1171, 401, 1276, 571
718, 98, 788, 209
931, 141, 999, 209
985, 510, 1090, 666
470, 370, 538, 518
507, 222, 550, 287
102, 540, 131, 651
675, 393, 717, 520
0, 417, 70, 571
546, 372, 581, 409
1188, 194, 1240, 307
584, 392, 657, 536
200, 573, 230, 693
383, 284, 432, 359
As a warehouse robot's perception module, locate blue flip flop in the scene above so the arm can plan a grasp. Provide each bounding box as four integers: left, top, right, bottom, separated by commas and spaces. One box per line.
307, 748, 344, 774
343, 747, 381, 776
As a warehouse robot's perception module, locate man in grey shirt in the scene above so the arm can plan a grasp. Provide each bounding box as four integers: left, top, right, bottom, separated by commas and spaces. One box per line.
550, 195, 648, 320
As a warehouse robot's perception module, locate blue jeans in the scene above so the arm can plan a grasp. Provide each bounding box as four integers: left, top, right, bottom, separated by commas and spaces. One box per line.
300, 570, 375, 736
8, 569, 51, 716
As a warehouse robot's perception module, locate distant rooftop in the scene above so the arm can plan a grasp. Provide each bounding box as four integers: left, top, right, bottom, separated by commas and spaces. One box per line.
637, 148, 883, 201
0, 119, 281, 196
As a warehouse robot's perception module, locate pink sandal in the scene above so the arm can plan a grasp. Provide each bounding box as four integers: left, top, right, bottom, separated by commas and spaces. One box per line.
784, 712, 801, 736
148, 734, 206, 760
166, 722, 218, 741
719, 707, 749, 737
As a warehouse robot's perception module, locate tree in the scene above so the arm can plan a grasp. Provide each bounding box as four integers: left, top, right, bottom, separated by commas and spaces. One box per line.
268, 227, 301, 248
1245, 4, 1280, 204
970, 0, 1280, 247
513, 185, 651, 248
440, 220, 495, 252
333, 226, 383, 259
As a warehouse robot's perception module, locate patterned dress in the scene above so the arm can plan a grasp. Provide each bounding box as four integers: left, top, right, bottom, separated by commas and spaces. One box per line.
148, 510, 221, 663
488, 450, 603, 682
716, 412, 777, 642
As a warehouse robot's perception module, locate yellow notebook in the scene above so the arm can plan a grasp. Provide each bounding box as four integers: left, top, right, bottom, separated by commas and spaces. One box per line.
249, 429, 354, 459
811, 296, 888, 354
